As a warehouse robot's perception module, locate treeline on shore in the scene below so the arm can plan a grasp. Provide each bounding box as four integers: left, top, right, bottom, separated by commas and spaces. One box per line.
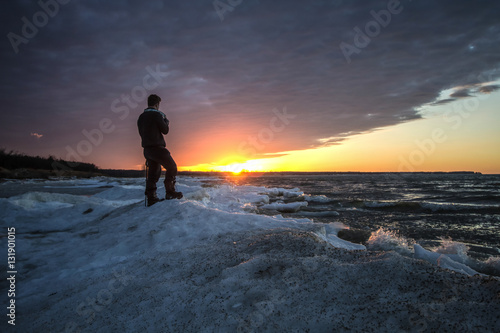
0, 150, 100, 179
0, 150, 220, 179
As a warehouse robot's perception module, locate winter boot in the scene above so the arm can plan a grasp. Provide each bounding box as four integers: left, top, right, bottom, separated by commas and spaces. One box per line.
146, 192, 161, 207
165, 178, 183, 200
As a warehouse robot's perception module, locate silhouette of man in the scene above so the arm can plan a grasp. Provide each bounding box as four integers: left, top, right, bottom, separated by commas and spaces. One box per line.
137, 94, 182, 206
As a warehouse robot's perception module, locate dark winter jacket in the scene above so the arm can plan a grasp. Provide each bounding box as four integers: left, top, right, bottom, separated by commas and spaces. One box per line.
137, 108, 170, 148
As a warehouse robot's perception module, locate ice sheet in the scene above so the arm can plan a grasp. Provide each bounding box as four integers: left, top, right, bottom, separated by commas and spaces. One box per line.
1, 177, 498, 332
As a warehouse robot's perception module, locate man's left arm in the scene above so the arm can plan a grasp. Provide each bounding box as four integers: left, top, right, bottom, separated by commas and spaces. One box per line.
158, 113, 169, 134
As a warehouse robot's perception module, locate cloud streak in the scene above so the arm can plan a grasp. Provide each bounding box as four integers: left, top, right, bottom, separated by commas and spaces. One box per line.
31, 133, 43, 140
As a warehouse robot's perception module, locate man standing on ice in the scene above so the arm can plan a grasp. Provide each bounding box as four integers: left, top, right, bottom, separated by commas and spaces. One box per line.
137, 94, 183, 206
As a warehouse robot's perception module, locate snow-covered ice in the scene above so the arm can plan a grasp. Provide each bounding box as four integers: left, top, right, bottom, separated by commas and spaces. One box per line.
0, 176, 499, 332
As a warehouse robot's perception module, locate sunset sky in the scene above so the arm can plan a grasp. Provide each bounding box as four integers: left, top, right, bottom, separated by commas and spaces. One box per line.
1, 0, 500, 173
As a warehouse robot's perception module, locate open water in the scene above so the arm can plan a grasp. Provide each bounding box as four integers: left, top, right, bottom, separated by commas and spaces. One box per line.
216, 172, 500, 260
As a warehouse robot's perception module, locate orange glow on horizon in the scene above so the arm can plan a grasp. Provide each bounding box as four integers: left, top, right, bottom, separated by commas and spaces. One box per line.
180, 159, 269, 173
178, 87, 500, 174
120, 86, 500, 174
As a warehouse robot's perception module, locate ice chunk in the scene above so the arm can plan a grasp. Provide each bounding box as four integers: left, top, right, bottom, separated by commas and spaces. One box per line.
10, 192, 89, 210
314, 226, 366, 251
261, 201, 308, 213
413, 244, 480, 276
263, 187, 304, 198
304, 194, 331, 203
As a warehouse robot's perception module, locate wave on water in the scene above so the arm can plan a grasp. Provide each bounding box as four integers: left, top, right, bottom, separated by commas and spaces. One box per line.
363, 200, 500, 213
366, 228, 414, 256
364, 229, 500, 277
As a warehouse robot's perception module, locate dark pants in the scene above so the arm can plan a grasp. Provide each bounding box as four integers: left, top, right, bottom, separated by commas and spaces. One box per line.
144, 147, 177, 196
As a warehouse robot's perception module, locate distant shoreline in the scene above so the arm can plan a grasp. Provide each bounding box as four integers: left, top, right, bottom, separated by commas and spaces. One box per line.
0, 167, 485, 180
0, 151, 490, 179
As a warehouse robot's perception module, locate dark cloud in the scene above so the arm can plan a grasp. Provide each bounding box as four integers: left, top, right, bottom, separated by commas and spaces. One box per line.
431, 98, 456, 106
478, 85, 500, 93
431, 82, 500, 105
1, 0, 500, 167
450, 89, 473, 98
